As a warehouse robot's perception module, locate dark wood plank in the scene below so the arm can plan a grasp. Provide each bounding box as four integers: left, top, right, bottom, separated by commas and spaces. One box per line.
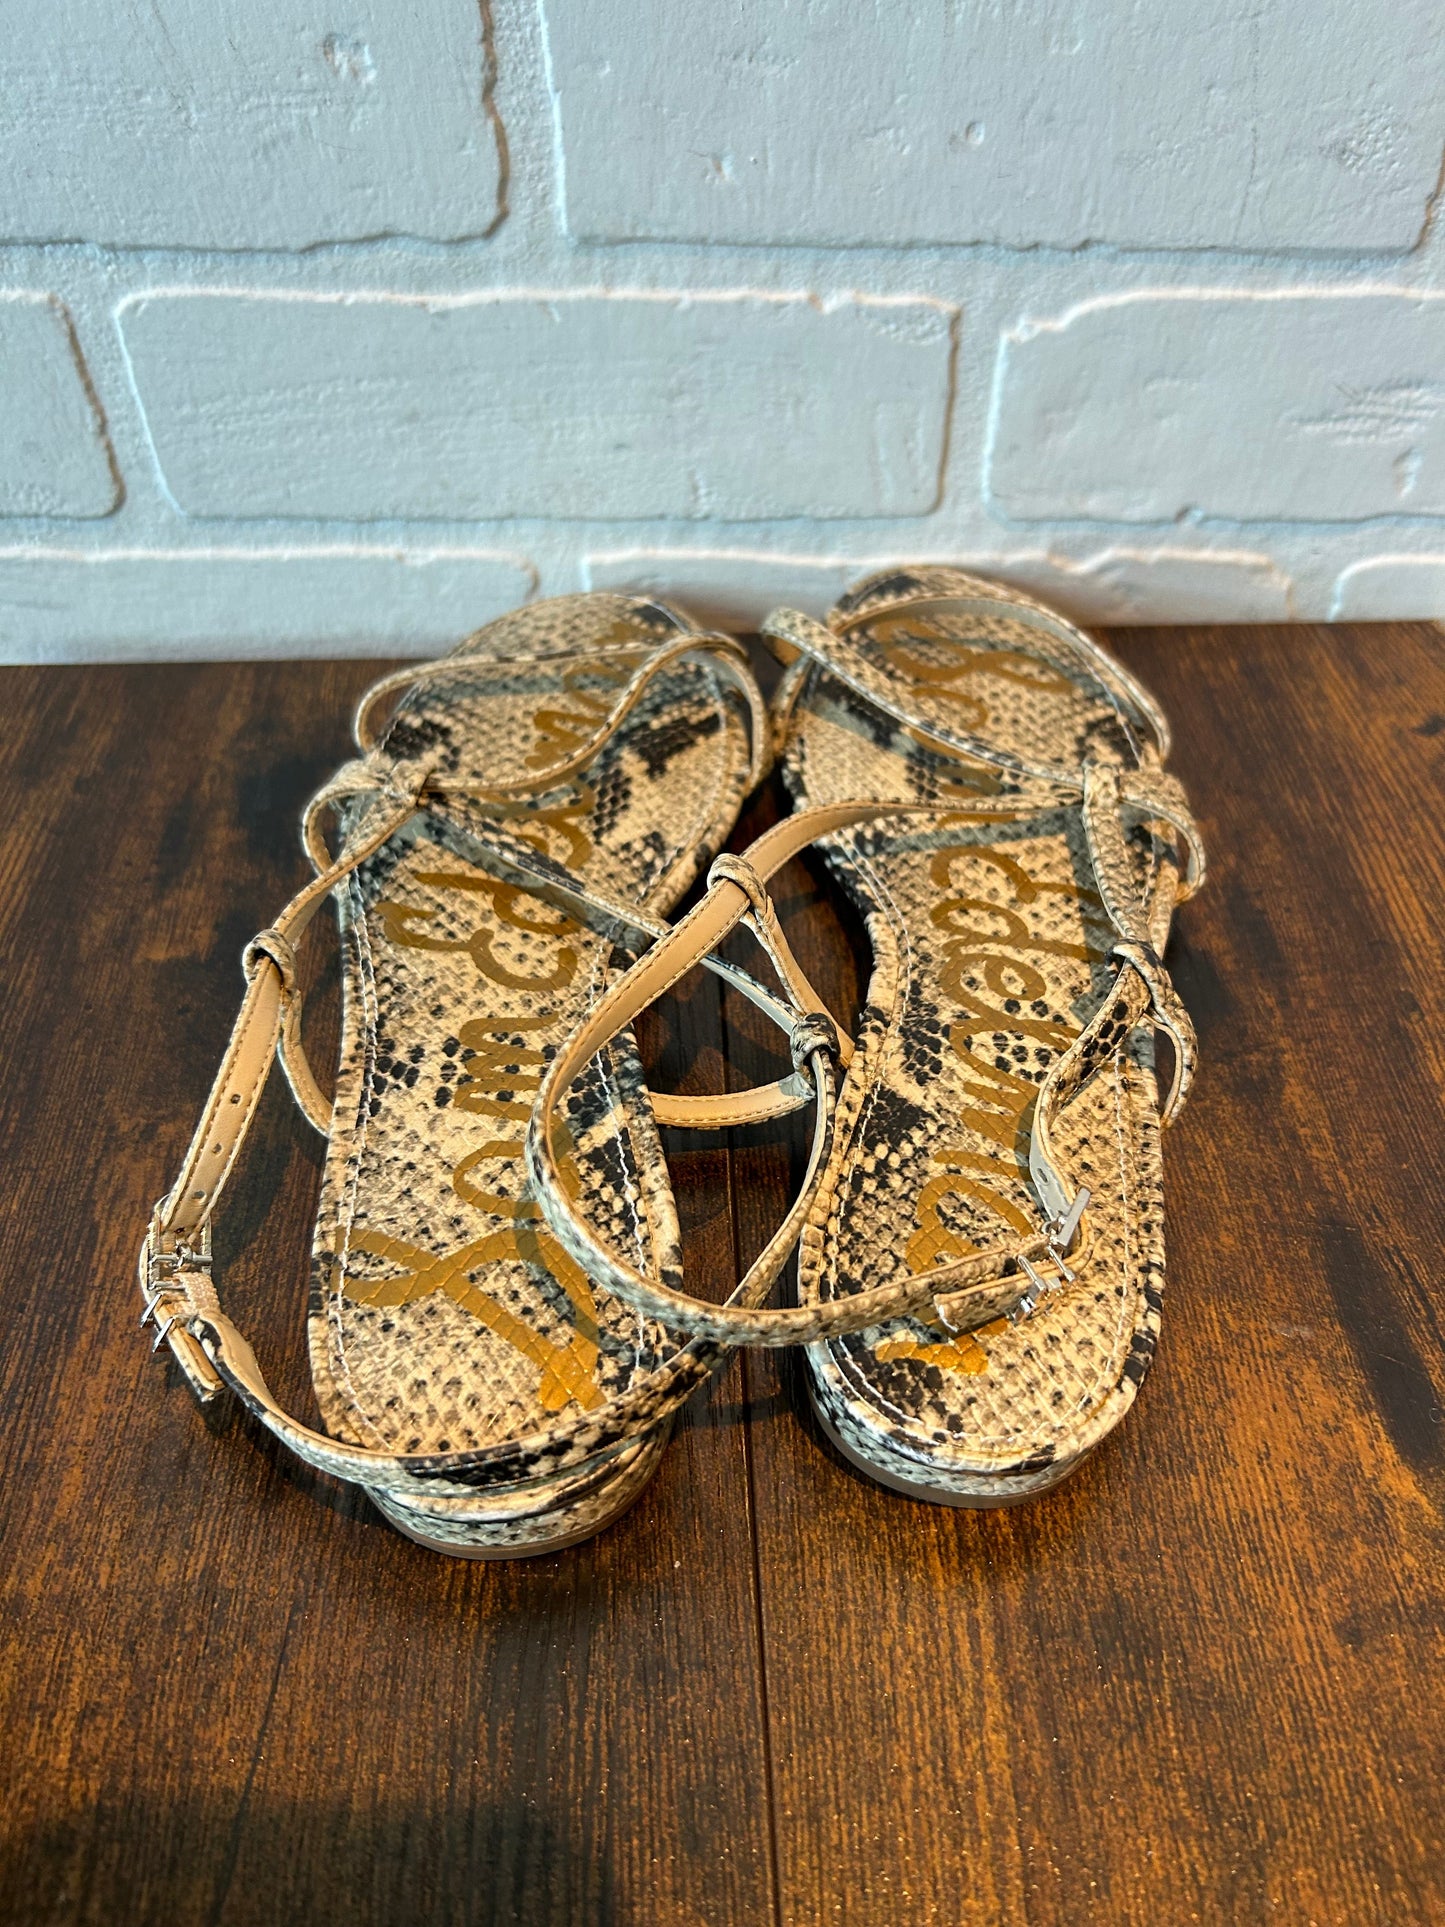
0, 662, 773, 1927
737, 622, 1445, 1926
5, 626, 1444, 1927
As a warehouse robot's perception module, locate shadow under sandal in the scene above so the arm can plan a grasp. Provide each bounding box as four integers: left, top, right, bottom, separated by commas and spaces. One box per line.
139, 592, 772, 1557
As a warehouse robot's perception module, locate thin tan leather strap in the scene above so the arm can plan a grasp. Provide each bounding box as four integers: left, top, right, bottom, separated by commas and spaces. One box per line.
523, 812, 872, 1343
355, 629, 772, 801
140, 1274, 760, 1497
528, 794, 1196, 1346
762, 601, 1205, 896
705, 851, 852, 1071
140, 618, 780, 1471
140, 779, 424, 1398
157, 783, 423, 1246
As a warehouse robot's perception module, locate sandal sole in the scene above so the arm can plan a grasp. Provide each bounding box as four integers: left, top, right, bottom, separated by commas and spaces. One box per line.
809, 1384, 1091, 1508
366, 1420, 672, 1558
306, 598, 752, 1556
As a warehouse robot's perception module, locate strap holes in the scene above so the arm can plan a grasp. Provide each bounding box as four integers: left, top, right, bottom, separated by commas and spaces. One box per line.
229, 1093, 241, 1105
192, 1189, 206, 1201
210, 1143, 222, 1156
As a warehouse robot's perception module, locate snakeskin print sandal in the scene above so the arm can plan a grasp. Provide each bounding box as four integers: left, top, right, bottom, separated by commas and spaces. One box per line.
760, 567, 1207, 1503
528, 568, 1204, 1509
139, 592, 778, 1558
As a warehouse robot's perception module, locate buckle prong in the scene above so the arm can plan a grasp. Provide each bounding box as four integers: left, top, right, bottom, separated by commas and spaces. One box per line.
1049, 1185, 1091, 1256
1007, 1186, 1093, 1326
151, 1310, 183, 1353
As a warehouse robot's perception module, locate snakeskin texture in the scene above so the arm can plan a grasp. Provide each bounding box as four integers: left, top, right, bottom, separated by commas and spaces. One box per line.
781, 568, 1199, 1502
304, 594, 755, 1546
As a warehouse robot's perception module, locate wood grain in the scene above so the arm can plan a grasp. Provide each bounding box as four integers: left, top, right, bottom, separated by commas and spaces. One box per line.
733, 623, 1445, 1927
0, 662, 771, 1927
1, 626, 1442, 1926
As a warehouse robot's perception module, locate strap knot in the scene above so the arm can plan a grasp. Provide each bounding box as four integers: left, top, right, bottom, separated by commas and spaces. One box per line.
242, 927, 298, 993
707, 851, 772, 921
1117, 765, 1206, 898
1109, 935, 1165, 976
789, 1010, 840, 1074
1107, 938, 1198, 1124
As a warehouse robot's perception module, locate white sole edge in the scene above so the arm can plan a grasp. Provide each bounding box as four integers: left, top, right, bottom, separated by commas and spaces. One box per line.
809, 1383, 1093, 1510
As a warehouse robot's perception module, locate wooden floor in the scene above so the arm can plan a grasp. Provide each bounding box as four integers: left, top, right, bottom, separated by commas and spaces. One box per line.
2, 624, 1443, 1927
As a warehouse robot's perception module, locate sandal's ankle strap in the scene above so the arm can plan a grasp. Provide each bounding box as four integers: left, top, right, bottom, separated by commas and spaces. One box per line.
140, 773, 427, 1398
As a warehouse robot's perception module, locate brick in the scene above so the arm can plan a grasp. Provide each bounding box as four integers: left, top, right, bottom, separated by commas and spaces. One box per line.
0, 547, 534, 662
1038, 548, 1294, 622
0, 295, 118, 518
584, 547, 1293, 627
990, 292, 1445, 524
584, 552, 870, 629
119, 291, 953, 521
0, 1, 500, 248
543, 0, 1445, 252
1331, 557, 1445, 619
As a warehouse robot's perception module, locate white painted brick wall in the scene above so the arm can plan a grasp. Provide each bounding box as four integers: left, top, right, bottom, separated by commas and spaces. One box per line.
990, 292, 1445, 523
0, 296, 118, 517
3, 0, 1445, 659
118, 291, 954, 520
545, 0, 1445, 253
0, 0, 503, 247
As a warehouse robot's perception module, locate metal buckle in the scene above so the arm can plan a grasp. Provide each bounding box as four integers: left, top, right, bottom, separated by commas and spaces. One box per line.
140, 1211, 209, 1334
1049, 1185, 1090, 1257
138, 1212, 225, 1400
1006, 1186, 1091, 1326
147, 1308, 184, 1354
140, 1215, 212, 1323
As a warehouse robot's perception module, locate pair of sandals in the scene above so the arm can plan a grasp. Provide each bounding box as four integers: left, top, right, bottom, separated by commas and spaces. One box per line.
140, 567, 1205, 1557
